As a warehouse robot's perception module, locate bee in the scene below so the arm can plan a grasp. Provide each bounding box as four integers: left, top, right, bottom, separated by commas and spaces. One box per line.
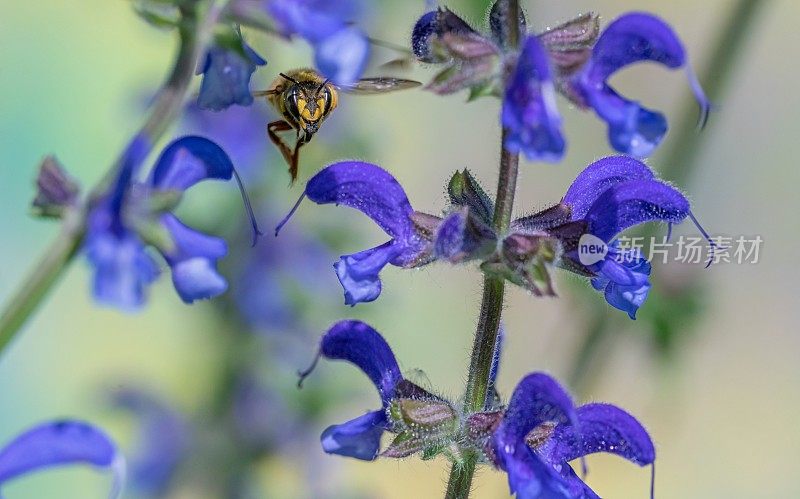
253, 68, 421, 183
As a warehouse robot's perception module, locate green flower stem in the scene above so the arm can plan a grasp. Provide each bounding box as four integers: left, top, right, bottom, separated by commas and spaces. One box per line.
567, 0, 768, 395
0, 209, 85, 354
445, 1, 521, 484
444, 2, 521, 496
445, 131, 519, 499
0, 0, 230, 356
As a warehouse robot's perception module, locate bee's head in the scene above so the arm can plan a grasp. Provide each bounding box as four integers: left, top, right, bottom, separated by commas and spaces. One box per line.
285, 78, 332, 137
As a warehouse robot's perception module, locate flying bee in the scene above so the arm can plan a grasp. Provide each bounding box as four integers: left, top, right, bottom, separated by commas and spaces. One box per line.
253, 68, 421, 183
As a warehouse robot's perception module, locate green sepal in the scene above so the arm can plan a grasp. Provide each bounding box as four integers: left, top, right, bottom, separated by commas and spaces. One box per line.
466, 81, 501, 102
144, 189, 183, 214
421, 444, 446, 461
383, 381, 459, 460
213, 25, 250, 60
447, 169, 494, 224
481, 234, 560, 296
392, 398, 457, 432
131, 217, 175, 254
31, 156, 80, 219
381, 432, 426, 459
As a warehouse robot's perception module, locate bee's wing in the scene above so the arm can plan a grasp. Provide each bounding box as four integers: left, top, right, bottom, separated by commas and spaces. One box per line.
337, 77, 422, 95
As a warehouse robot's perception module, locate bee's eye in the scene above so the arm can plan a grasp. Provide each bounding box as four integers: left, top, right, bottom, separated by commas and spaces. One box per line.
286, 89, 300, 118
317, 88, 331, 112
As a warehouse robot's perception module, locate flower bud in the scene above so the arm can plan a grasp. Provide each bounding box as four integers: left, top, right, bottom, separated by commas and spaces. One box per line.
32, 156, 80, 218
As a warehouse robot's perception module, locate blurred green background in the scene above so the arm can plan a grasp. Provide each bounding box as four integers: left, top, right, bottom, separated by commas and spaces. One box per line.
1, 0, 798, 497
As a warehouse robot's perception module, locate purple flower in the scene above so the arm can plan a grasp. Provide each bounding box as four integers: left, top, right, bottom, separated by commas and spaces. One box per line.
411, 8, 708, 159
197, 39, 266, 111
491, 372, 655, 499
298, 320, 403, 460
275, 162, 432, 305
300, 320, 458, 461
0, 420, 124, 498
85, 135, 253, 310
281, 157, 709, 317
182, 102, 272, 177
565, 13, 709, 157
411, 8, 478, 63
300, 321, 656, 497
502, 35, 565, 162
267, 0, 368, 85
514, 156, 699, 318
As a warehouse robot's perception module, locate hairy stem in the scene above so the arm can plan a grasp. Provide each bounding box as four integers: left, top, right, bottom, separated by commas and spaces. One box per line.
0, 0, 228, 355
566, 0, 768, 394
445, 456, 477, 499
445, 0, 521, 492
445, 130, 519, 499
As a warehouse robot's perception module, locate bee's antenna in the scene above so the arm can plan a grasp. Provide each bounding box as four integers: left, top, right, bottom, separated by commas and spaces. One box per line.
230, 166, 263, 246
316, 78, 330, 95
279, 72, 300, 85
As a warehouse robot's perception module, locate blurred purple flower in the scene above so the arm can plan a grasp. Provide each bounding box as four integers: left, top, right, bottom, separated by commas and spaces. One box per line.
233, 221, 330, 330
112, 389, 191, 496
266, 0, 368, 85
183, 103, 271, 177
0, 420, 124, 498
490, 372, 655, 499
85, 135, 241, 310
197, 40, 266, 111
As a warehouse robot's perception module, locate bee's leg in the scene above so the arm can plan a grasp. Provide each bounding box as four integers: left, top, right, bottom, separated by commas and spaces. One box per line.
288, 141, 305, 185
267, 120, 296, 179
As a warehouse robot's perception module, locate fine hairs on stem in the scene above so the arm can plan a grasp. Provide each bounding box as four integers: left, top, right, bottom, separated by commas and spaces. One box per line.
444, 2, 521, 497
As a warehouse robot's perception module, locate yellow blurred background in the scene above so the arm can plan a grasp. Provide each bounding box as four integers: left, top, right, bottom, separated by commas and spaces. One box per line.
0, 0, 798, 497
